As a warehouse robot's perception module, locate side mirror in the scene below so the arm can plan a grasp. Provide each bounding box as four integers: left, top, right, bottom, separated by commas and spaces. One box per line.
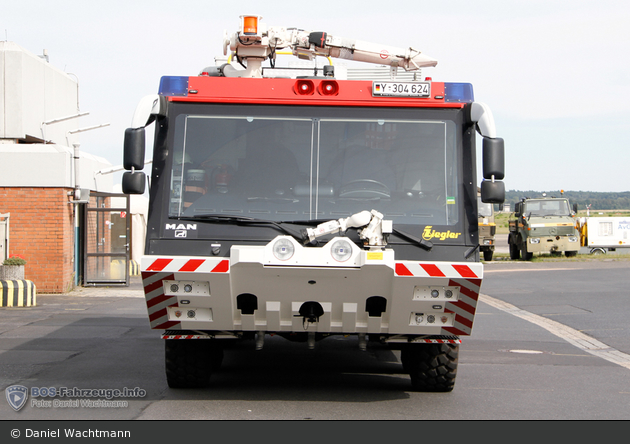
123, 128, 146, 170
122, 171, 146, 195
573, 203, 578, 214
481, 180, 505, 204
481, 137, 505, 204
482, 137, 504, 180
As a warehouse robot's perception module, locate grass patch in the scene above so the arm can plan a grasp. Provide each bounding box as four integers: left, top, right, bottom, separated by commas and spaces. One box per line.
488, 252, 630, 263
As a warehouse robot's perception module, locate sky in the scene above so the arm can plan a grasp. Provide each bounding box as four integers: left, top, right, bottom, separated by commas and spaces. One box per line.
2, 0, 629, 192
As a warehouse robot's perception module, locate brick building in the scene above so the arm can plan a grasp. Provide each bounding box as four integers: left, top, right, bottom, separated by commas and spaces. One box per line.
0, 42, 114, 293
0, 188, 74, 292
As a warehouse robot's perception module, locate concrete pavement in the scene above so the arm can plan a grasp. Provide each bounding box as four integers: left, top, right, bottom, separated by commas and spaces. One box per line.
40, 276, 145, 298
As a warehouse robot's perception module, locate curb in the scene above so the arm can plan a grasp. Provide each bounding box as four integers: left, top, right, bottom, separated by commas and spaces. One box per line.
0, 279, 37, 307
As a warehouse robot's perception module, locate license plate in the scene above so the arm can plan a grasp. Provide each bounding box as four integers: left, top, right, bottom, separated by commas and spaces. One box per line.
372, 82, 431, 98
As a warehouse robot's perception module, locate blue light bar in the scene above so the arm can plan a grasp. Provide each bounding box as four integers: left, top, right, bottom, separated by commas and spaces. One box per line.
159, 76, 189, 97
444, 83, 474, 103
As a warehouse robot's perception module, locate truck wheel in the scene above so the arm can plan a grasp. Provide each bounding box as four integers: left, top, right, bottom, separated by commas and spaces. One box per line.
565, 251, 578, 257
521, 244, 533, 261
509, 238, 520, 260
483, 250, 494, 262
401, 343, 458, 392
165, 340, 223, 388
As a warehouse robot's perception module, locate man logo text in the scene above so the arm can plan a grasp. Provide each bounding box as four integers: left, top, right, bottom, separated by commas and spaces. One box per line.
165, 224, 197, 231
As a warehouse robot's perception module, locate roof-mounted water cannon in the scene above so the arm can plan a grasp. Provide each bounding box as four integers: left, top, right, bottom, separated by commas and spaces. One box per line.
222, 15, 438, 78
302, 210, 393, 250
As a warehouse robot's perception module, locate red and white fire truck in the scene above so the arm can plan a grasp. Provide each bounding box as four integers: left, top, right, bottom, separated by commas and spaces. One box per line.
123, 15, 505, 392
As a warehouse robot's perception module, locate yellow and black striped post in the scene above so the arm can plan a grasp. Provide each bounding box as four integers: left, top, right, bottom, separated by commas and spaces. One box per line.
129, 260, 140, 277
0, 280, 37, 307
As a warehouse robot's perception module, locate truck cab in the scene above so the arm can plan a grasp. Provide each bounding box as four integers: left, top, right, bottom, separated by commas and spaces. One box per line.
508, 195, 579, 260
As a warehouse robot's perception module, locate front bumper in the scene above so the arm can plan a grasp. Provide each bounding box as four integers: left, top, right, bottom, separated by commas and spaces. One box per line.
526, 235, 579, 253
141, 236, 483, 337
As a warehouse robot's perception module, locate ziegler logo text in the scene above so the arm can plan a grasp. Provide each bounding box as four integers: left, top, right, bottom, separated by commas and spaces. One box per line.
422, 226, 462, 241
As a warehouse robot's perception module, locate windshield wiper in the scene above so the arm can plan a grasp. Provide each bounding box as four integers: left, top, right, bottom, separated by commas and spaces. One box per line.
180, 214, 433, 251
391, 228, 433, 251
177, 214, 304, 240
281, 219, 434, 251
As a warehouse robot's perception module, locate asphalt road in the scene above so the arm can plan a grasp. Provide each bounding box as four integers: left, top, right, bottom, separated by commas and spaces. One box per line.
1, 260, 630, 422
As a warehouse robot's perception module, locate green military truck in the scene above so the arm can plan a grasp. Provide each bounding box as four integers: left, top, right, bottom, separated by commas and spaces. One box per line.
508, 195, 579, 260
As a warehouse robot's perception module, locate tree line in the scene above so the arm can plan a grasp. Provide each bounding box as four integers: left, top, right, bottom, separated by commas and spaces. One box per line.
504, 190, 630, 211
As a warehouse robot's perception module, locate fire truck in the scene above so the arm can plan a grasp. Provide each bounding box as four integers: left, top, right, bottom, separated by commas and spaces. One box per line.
122, 15, 505, 392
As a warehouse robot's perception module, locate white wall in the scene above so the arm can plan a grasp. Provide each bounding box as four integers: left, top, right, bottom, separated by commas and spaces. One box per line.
0, 42, 113, 192
0, 143, 113, 192
1, 42, 80, 144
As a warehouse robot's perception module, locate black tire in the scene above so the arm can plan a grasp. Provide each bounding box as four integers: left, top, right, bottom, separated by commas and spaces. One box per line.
165, 340, 223, 388
401, 343, 459, 392
565, 251, 578, 257
509, 238, 520, 260
521, 243, 533, 261
483, 249, 494, 262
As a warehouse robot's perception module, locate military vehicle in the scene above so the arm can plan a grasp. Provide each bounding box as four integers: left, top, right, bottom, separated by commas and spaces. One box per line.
508, 194, 579, 260
477, 194, 496, 261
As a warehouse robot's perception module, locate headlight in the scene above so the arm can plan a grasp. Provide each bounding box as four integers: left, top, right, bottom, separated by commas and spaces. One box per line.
568, 236, 578, 242
272, 238, 295, 261
529, 238, 540, 244
331, 239, 353, 262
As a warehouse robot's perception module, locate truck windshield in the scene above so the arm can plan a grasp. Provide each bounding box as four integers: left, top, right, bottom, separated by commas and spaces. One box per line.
168, 106, 460, 227
524, 199, 571, 217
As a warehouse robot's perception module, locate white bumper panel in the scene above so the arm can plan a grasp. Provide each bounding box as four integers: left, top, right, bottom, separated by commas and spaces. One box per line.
141, 237, 483, 336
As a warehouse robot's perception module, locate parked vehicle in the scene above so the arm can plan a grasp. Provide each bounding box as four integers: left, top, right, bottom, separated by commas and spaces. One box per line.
578, 217, 630, 254
508, 194, 579, 260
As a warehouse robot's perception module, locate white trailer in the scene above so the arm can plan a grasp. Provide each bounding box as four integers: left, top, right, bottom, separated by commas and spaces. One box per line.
579, 217, 630, 254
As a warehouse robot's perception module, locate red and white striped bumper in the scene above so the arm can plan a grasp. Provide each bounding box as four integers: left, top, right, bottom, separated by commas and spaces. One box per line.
140, 239, 482, 337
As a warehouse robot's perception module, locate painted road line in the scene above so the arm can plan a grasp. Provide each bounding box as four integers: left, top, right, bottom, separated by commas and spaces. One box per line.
480, 294, 630, 370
